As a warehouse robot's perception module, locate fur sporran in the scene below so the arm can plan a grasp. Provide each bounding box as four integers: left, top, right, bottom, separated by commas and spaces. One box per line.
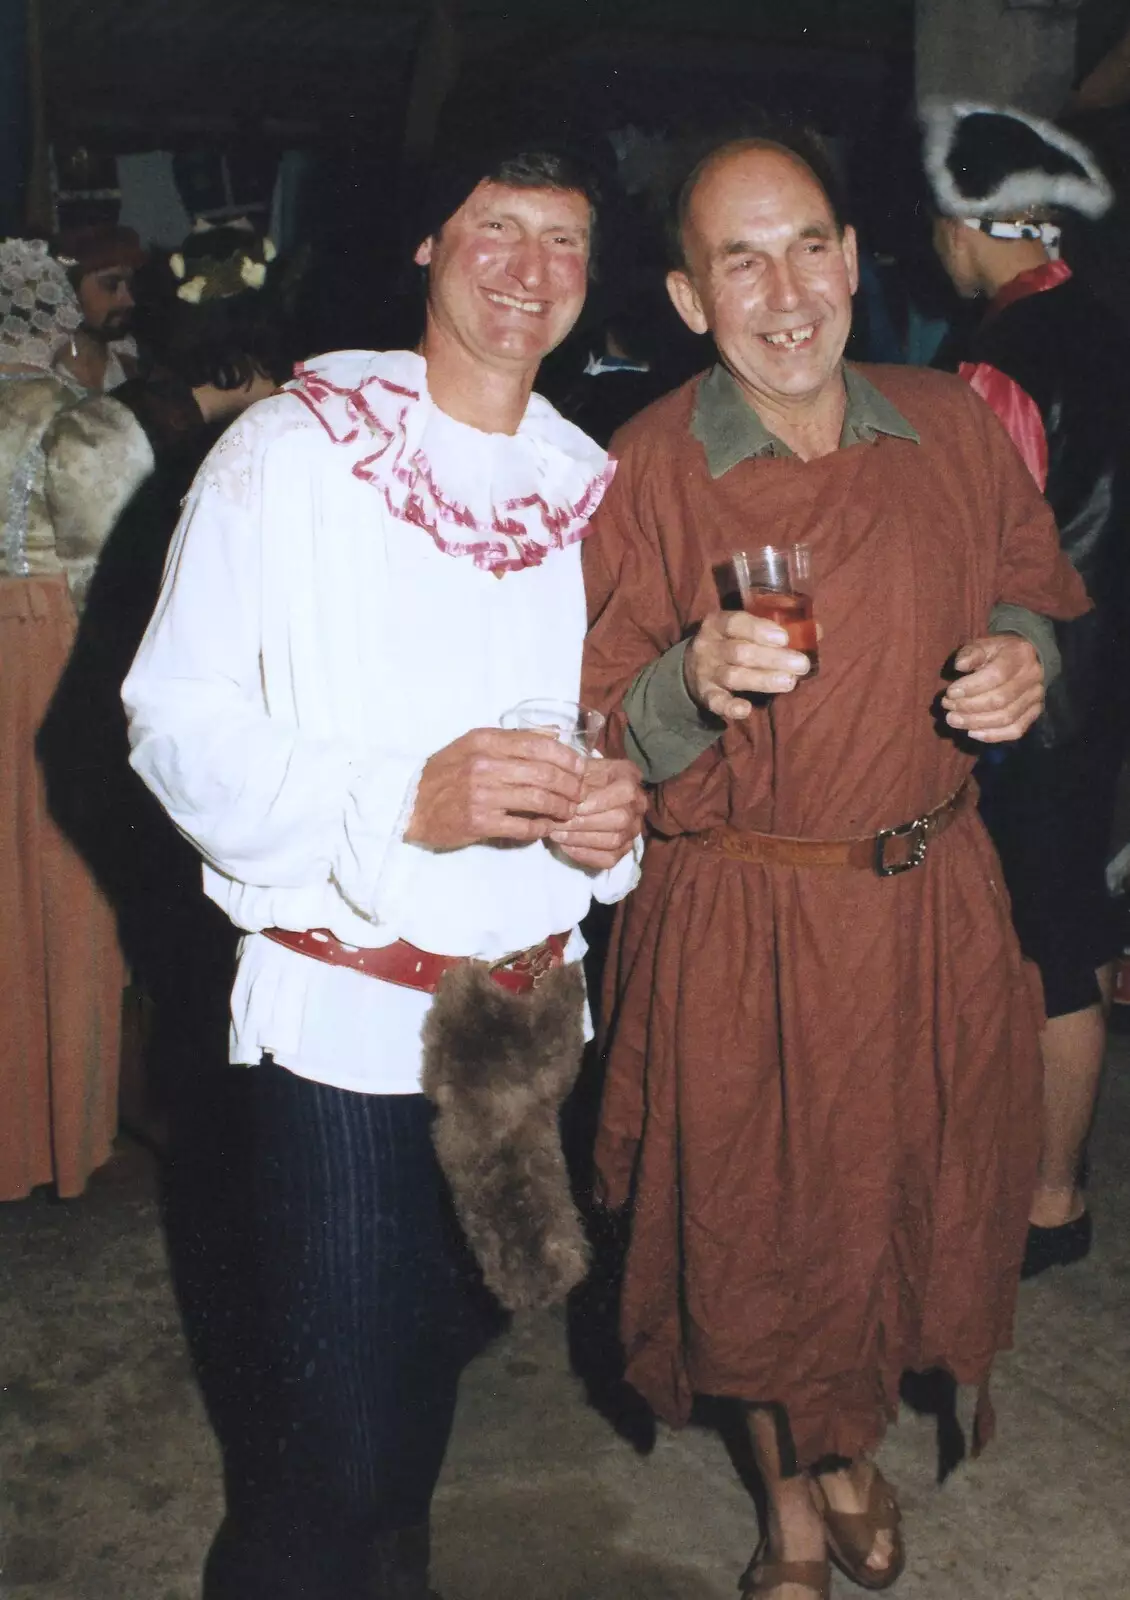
420, 960, 590, 1312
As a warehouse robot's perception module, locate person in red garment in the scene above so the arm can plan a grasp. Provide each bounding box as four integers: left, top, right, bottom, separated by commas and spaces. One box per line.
927, 101, 1130, 1280
581, 130, 1090, 1600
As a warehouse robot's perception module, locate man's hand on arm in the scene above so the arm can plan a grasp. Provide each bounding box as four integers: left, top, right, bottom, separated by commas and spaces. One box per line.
941, 633, 1044, 742
548, 758, 648, 871
404, 729, 584, 849
683, 609, 812, 722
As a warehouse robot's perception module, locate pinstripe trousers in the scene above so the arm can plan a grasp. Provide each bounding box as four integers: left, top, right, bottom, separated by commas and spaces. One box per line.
203, 1057, 492, 1600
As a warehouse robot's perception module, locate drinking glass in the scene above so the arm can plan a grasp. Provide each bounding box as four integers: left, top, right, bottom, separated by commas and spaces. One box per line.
500, 698, 605, 756
712, 544, 819, 675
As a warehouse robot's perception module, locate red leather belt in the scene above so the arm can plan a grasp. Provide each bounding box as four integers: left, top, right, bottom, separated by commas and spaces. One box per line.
261, 926, 572, 996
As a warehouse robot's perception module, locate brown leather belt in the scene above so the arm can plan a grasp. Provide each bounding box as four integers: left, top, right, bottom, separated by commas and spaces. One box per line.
261, 926, 571, 996
696, 782, 971, 877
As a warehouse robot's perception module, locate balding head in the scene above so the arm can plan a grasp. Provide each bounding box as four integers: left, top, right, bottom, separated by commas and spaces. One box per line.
671, 132, 847, 274
665, 139, 859, 430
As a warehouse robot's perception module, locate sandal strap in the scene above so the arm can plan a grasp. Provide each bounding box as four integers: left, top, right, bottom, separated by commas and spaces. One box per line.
814, 1465, 904, 1590
741, 1541, 829, 1598
819, 1466, 901, 1551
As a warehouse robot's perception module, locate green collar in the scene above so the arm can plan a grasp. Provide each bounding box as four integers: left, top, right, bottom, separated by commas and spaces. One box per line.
691, 361, 920, 479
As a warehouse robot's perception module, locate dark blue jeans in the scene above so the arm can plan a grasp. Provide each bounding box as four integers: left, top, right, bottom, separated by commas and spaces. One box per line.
201, 1059, 493, 1600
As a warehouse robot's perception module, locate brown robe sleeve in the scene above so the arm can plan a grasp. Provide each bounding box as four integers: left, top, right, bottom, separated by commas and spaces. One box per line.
583, 377, 1088, 772
582, 397, 696, 763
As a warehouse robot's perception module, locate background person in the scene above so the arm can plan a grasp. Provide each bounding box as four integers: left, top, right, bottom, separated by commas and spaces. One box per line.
926, 101, 1130, 1278
41, 220, 284, 612
51, 223, 146, 394
34, 229, 298, 1521
0, 237, 125, 1202
38, 220, 292, 1133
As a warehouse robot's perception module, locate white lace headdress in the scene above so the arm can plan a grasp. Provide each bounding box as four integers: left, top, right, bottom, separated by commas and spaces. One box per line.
0, 238, 82, 370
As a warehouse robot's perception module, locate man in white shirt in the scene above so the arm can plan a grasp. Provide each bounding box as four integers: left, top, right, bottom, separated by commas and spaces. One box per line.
123, 147, 645, 1600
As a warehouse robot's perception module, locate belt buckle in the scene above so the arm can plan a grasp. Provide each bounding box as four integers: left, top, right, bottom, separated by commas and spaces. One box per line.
488, 938, 558, 989
874, 816, 930, 877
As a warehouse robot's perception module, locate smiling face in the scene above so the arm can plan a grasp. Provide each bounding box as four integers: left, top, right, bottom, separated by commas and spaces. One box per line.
415, 180, 591, 381
667, 145, 858, 425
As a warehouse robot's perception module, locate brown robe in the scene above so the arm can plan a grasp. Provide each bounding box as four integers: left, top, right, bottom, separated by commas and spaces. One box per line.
581, 364, 1090, 1467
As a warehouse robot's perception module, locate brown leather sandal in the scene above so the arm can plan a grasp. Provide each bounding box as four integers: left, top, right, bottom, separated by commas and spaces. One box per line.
740, 1536, 831, 1599
810, 1463, 905, 1591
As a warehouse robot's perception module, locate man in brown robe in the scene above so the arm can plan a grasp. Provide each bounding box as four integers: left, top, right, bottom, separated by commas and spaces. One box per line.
581, 135, 1090, 1600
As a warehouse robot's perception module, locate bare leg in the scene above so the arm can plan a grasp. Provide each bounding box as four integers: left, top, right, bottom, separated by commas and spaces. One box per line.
1029, 963, 1112, 1228
743, 1408, 898, 1591
744, 1408, 826, 1597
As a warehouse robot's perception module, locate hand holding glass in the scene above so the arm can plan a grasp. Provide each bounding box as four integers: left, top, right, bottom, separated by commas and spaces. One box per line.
500, 698, 605, 757
712, 545, 819, 676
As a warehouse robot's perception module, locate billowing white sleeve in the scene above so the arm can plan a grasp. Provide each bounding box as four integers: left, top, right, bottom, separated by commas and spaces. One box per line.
122, 463, 422, 923
589, 835, 643, 905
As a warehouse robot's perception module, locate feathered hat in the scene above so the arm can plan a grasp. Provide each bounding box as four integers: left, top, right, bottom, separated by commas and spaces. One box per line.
921, 101, 1113, 222
921, 101, 1113, 258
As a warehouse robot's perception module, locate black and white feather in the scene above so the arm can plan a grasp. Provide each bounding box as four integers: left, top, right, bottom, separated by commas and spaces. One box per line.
921, 100, 1112, 220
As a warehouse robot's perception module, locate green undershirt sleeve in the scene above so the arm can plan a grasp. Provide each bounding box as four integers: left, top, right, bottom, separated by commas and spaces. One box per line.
988, 603, 1061, 686
621, 605, 1059, 788
621, 638, 725, 785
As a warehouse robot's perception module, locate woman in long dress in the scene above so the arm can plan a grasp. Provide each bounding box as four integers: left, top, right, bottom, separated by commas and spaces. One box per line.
0, 238, 124, 1200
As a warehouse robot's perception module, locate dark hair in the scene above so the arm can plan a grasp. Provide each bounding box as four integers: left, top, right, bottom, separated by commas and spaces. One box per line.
668, 126, 849, 272
417, 144, 603, 275
156, 296, 292, 391
52, 223, 147, 285
481, 149, 602, 208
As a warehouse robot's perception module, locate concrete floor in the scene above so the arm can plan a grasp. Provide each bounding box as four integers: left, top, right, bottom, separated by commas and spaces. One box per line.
2, 1043, 1129, 1600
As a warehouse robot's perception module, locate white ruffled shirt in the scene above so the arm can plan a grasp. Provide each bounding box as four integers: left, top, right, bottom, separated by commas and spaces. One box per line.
123, 349, 638, 1094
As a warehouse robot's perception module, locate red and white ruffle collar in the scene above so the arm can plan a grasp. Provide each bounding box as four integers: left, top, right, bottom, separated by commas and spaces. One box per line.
285, 350, 614, 575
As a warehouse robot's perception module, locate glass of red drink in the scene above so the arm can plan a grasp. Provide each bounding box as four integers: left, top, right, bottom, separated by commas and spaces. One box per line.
713, 545, 819, 676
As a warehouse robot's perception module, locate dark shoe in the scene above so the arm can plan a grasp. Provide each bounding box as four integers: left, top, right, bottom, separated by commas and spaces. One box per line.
371, 1523, 443, 1600
1021, 1209, 1092, 1280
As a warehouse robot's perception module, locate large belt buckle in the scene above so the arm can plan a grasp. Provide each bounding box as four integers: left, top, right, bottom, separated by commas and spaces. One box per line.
488, 937, 558, 990
874, 815, 931, 877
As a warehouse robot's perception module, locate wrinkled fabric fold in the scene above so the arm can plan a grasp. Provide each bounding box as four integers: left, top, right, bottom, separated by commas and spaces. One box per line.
0, 574, 123, 1199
